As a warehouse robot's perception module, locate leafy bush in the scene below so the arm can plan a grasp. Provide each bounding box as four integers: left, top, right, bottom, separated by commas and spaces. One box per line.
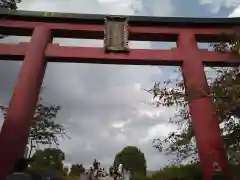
149, 163, 240, 180
131, 173, 150, 180
150, 164, 202, 180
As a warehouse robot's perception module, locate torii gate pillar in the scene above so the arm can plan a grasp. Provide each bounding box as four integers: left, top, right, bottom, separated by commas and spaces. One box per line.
0, 26, 51, 178
179, 32, 231, 180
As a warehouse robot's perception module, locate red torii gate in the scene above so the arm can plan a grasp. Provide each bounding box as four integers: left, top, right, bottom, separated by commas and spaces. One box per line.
0, 9, 239, 180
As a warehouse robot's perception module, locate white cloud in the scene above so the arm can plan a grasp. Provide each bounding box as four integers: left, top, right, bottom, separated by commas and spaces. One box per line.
18, 0, 138, 15
148, 124, 175, 138
112, 122, 126, 129
111, 119, 132, 131
139, 123, 176, 143
199, 0, 240, 13
228, 4, 240, 16
18, 0, 174, 17
138, 109, 164, 119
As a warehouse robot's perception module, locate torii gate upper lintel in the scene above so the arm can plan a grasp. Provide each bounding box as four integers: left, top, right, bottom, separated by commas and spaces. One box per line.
0, 8, 239, 180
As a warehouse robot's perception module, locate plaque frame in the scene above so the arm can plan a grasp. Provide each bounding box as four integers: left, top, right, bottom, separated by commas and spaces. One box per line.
104, 15, 129, 53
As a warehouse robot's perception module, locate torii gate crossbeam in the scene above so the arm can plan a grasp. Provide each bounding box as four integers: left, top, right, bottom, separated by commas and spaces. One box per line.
0, 8, 239, 180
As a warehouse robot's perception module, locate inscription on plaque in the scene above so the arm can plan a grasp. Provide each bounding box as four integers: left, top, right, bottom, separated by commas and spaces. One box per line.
104, 16, 129, 52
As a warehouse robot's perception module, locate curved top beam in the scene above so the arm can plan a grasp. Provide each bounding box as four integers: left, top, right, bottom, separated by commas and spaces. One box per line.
1, 8, 240, 27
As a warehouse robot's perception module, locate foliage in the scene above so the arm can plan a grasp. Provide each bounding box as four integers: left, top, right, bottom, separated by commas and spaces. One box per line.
131, 174, 151, 180
0, 0, 22, 39
0, 101, 69, 157
28, 148, 65, 177
148, 32, 240, 163
148, 163, 240, 180
0, 0, 21, 9
113, 146, 147, 176
150, 164, 202, 180
209, 33, 240, 56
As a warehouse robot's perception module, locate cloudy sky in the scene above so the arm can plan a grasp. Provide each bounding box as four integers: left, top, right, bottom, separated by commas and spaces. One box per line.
0, 0, 240, 171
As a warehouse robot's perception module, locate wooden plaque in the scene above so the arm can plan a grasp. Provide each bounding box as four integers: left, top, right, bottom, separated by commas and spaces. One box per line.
104, 16, 129, 52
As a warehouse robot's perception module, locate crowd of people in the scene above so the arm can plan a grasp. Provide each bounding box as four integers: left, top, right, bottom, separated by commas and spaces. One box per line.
5, 158, 131, 180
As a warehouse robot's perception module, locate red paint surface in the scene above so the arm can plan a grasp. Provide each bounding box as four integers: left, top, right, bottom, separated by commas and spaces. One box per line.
46, 45, 183, 65
0, 27, 51, 180
0, 43, 238, 66
0, 18, 238, 180
0, 43, 27, 57
0, 19, 238, 41
178, 32, 232, 180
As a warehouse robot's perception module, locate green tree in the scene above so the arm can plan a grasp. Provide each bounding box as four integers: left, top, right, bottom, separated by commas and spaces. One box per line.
113, 146, 147, 176
28, 148, 65, 176
0, 0, 21, 9
148, 32, 240, 163
0, 99, 69, 157
0, 0, 22, 39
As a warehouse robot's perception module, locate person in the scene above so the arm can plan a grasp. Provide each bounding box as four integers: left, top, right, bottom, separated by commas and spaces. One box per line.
102, 168, 104, 177
118, 164, 123, 175
90, 167, 94, 180
79, 164, 86, 180
113, 164, 122, 180
99, 168, 102, 177
109, 167, 113, 176
6, 158, 32, 180
93, 159, 100, 171
93, 159, 100, 180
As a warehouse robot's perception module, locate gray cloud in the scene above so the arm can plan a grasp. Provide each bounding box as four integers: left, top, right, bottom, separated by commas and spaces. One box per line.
41, 61, 175, 170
